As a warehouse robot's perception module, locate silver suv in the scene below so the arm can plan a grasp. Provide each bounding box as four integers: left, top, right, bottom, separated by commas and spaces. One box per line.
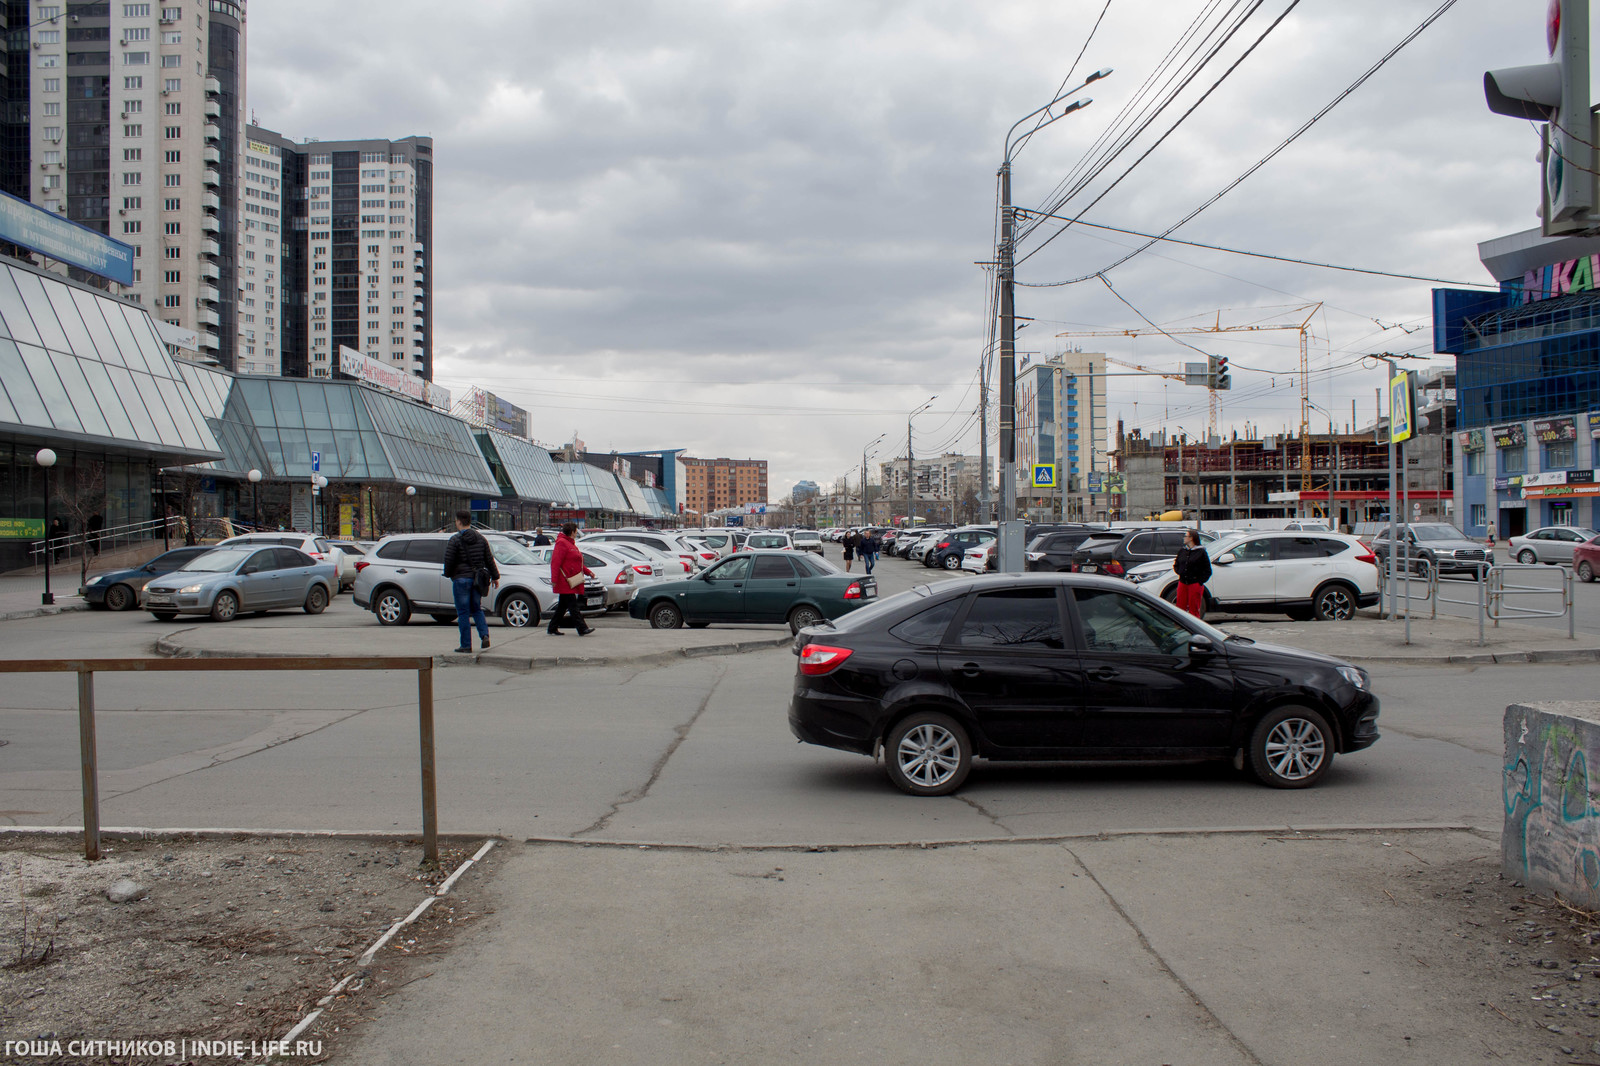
352, 533, 601, 627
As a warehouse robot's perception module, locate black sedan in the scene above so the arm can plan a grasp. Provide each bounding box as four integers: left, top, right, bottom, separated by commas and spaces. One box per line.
80, 545, 213, 611
789, 574, 1378, 796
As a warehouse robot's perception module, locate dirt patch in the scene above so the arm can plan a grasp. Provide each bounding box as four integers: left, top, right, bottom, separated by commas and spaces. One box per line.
0, 834, 495, 1064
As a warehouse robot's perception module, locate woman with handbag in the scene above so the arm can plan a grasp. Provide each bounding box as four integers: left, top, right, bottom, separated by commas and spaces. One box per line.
548, 522, 596, 636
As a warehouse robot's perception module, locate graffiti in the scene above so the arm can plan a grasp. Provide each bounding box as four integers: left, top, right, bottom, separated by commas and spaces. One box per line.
1503, 706, 1600, 905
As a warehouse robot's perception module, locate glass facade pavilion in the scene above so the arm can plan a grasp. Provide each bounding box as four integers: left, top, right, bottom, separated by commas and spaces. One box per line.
0, 259, 224, 569
474, 427, 574, 528
1434, 226, 1600, 537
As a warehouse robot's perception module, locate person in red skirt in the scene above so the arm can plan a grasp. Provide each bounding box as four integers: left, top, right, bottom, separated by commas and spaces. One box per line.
1172, 528, 1212, 619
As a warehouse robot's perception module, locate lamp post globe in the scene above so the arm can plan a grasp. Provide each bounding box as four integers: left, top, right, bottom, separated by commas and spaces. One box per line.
36, 449, 56, 605
247, 468, 262, 529
406, 485, 417, 533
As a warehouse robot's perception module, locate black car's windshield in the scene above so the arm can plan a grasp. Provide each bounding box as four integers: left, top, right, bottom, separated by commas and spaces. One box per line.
178, 548, 252, 572
1411, 524, 1464, 541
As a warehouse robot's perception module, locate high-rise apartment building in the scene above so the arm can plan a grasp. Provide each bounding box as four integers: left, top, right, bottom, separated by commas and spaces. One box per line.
16, 0, 247, 368
241, 125, 432, 382
1015, 350, 1108, 517
679, 456, 768, 519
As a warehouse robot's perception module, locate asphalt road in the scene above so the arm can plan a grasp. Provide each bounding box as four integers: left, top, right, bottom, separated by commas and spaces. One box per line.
0, 543, 1551, 842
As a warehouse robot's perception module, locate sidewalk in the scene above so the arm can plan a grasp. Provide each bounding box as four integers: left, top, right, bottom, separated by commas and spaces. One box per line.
0, 570, 91, 620
335, 827, 1574, 1066
1214, 610, 1600, 664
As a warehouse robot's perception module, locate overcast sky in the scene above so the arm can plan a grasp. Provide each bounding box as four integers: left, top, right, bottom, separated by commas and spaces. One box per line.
247, 0, 1540, 501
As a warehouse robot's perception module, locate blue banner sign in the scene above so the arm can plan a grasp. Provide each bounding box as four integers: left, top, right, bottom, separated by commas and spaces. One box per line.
0, 189, 134, 285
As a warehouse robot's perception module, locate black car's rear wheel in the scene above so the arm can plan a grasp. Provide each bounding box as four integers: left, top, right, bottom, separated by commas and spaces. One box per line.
788, 604, 823, 634
1248, 706, 1332, 789
104, 583, 135, 611
884, 712, 971, 796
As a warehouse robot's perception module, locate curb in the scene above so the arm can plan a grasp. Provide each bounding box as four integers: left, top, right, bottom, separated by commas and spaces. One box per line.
1337, 647, 1600, 666
0, 601, 89, 622
0, 825, 505, 844
155, 633, 795, 669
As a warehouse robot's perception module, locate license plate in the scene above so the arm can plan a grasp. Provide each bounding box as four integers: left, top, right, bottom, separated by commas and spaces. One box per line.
585, 594, 604, 607
146, 595, 172, 605
865, 586, 877, 598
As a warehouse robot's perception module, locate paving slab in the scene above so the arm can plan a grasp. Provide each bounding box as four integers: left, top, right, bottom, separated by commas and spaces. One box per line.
1213, 611, 1600, 664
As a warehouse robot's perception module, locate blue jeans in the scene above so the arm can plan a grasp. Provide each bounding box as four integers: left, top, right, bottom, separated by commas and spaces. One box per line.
453, 575, 488, 648
862, 552, 876, 573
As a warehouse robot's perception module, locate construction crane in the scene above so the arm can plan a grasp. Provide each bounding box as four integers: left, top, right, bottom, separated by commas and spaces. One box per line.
1057, 303, 1322, 492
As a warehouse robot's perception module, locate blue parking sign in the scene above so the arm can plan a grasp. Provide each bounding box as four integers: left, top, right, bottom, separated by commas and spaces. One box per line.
1031, 464, 1056, 488
311, 451, 321, 473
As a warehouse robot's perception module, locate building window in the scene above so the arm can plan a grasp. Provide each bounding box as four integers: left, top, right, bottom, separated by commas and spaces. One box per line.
124, 99, 142, 113
1501, 446, 1526, 474
38, 5, 61, 18
163, 294, 180, 308
124, 4, 152, 16
165, 101, 180, 115
123, 148, 141, 161
41, 102, 61, 117
162, 6, 181, 19
35, 29, 60, 44
42, 78, 61, 92
160, 54, 180, 68
40, 174, 60, 189
123, 76, 141, 90
1465, 450, 1483, 476
122, 172, 142, 185
125, 52, 150, 66
163, 270, 180, 283
163, 197, 180, 210
123, 196, 141, 209
164, 125, 180, 139
123, 124, 141, 137
164, 150, 180, 162
1545, 440, 1576, 468
38, 56, 58, 68
163, 246, 181, 259
124, 27, 150, 41
162, 31, 181, 44
164, 173, 180, 186
163, 221, 179, 234
41, 126, 61, 141
163, 78, 180, 92
123, 220, 140, 234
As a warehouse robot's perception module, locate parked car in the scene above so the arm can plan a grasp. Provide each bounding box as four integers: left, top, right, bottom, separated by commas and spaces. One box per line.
1574, 536, 1600, 582
216, 532, 349, 590
628, 549, 877, 633
143, 546, 337, 622
689, 531, 738, 558
1369, 524, 1490, 578
1509, 525, 1600, 565
743, 531, 794, 551
791, 530, 824, 555
582, 530, 708, 572
353, 533, 600, 628
1127, 531, 1380, 621
81, 545, 213, 611
603, 540, 694, 576
524, 542, 637, 609
960, 544, 994, 574
788, 573, 1379, 795
324, 540, 371, 590
923, 527, 998, 570
908, 535, 943, 564
1024, 527, 1109, 572
1071, 528, 1216, 578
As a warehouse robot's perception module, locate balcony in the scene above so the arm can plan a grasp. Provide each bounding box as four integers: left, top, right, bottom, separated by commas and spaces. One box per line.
203, 146, 220, 164
199, 330, 220, 350
200, 284, 219, 303
204, 76, 220, 95
202, 192, 220, 211
203, 122, 220, 142
203, 167, 219, 187
204, 99, 220, 118
201, 238, 220, 257
198, 308, 220, 327
200, 261, 220, 280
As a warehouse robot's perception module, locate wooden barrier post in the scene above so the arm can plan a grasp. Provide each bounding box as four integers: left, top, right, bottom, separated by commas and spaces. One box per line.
77, 670, 100, 861
418, 663, 438, 866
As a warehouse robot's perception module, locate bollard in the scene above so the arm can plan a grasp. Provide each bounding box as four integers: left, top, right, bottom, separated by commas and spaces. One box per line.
418, 664, 438, 867
1571, 568, 1577, 641
77, 670, 100, 861
1478, 568, 1486, 646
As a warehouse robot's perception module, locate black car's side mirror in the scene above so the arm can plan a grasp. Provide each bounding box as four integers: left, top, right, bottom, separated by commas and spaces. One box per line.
1189, 633, 1216, 657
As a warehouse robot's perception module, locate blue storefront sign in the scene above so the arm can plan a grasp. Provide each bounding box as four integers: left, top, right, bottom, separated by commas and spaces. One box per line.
0, 189, 134, 285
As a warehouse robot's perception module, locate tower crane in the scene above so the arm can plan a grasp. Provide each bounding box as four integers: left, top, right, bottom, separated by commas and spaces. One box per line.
1056, 303, 1322, 492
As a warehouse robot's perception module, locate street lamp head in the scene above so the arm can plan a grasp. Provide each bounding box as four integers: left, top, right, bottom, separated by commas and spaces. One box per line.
247, 468, 262, 483
35, 448, 56, 468
1060, 98, 1091, 115
405, 485, 417, 497
313, 475, 328, 489
1086, 68, 1113, 83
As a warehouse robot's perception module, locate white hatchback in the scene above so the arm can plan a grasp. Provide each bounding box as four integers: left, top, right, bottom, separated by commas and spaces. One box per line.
1128, 531, 1380, 621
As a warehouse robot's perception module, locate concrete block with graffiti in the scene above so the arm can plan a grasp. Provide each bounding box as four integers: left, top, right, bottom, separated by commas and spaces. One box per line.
1504, 702, 1600, 905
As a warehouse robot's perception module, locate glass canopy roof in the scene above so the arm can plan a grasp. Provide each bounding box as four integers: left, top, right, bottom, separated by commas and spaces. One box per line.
476, 428, 573, 506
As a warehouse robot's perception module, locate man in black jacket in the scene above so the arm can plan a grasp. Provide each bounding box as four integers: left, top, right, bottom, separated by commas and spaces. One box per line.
1172, 529, 1211, 618
444, 511, 500, 653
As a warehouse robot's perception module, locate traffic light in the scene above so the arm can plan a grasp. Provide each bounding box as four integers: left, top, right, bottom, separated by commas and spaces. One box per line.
1485, 0, 1594, 234
1206, 354, 1219, 389
1215, 355, 1230, 390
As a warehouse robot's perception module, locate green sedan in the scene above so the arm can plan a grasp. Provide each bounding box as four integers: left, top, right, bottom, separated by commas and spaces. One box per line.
628, 549, 878, 633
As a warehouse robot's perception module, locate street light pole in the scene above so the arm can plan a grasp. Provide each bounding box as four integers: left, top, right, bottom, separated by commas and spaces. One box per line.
247, 468, 262, 529
906, 397, 935, 527
36, 449, 56, 605
406, 485, 417, 533
861, 433, 884, 526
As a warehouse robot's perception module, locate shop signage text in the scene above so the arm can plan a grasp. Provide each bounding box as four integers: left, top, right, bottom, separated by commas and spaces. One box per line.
338, 347, 451, 411
1520, 253, 1600, 305
0, 518, 44, 539
1493, 424, 1527, 449
1533, 417, 1578, 443
1459, 429, 1486, 453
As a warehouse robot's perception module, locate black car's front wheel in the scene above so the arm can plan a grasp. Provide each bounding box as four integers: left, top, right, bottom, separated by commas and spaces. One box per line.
1248, 705, 1332, 789
884, 711, 972, 796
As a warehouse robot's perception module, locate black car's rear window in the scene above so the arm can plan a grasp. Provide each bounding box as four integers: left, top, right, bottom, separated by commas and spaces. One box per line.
889, 598, 962, 645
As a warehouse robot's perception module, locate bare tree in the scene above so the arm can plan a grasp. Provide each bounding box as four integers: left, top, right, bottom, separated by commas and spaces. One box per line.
54, 461, 105, 587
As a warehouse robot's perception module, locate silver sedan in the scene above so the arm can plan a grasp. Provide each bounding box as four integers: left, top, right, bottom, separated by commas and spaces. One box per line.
143, 546, 338, 622
1509, 526, 1600, 564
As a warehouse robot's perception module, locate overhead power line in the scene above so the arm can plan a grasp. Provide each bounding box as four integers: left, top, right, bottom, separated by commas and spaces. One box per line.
1021, 0, 1463, 287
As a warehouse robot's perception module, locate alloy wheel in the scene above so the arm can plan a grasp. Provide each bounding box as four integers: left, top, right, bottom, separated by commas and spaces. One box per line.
896, 723, 963, 789
1262, 717, 1326, 782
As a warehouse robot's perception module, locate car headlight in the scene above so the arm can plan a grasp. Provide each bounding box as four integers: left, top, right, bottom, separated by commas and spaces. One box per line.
1129, 571, 1160, 583
91, 574, 109, 585
179, 583, 204, 594
1336, 665, 1369, 690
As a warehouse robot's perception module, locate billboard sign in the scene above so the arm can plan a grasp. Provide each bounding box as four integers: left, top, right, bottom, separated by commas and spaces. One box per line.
0, 188, 134, 285
339, 346, 451, 410
487, 392, 529, 437
1533, 416, 1578, 443
1492, 423, 1527, 449
1389, 371, 1414, 444
0, 518, 44, 539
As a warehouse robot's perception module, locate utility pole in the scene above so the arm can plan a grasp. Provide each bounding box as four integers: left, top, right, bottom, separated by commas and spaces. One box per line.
998, 163, 1016, 536
979, 351, 990, 520
906, 414, 915, 527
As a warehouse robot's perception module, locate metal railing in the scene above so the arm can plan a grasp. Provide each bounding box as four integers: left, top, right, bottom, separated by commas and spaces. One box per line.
0, 656, 438, 863
1376, 561, 1574, 646
1488, 563, 1576, 640
26, 515, 181, 567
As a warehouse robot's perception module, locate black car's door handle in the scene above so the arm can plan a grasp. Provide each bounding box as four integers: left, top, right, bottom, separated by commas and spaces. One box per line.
1089, 666, 1118, 681
959, 662, 983, 678
786, 581, 796, 586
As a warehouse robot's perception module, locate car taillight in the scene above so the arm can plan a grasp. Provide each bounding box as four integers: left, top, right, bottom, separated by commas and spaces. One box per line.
310, 552, 323, 559
1071, 563, 1081, 572
354, 560, 369, 572
614, 570, 630, 584
799, 643, 853, 675
632, 564, 653, 575
700, 551, 717, 560
843, 582, 863, 599
1356, 552, 1378, 566
936, 541, 950, 550
1105, 561, 1124, 575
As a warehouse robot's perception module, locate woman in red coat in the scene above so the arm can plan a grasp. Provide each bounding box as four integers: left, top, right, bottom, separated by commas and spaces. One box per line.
549, 523, 596, 636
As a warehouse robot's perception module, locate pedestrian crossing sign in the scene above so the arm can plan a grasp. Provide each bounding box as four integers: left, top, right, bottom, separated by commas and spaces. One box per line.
1031, 464, 1057, 488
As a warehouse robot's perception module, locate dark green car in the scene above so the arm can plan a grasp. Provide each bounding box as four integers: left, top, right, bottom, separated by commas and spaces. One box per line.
628, 550, 878, 633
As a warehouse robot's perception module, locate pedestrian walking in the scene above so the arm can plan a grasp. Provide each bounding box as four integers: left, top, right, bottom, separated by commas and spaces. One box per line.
532, 528, 552, 546
48, 515, 66, 562
842, 528, 858, 572
1172, 528, 1212, 619
1486, 521, 1497, 553
860, 529, 879, 574
87, 512, 103, 556
443, 510, 499, 653
548, 522, 594, 636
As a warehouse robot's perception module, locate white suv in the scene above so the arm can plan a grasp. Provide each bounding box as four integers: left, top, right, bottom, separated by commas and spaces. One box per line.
1127, 531, 1379, 621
